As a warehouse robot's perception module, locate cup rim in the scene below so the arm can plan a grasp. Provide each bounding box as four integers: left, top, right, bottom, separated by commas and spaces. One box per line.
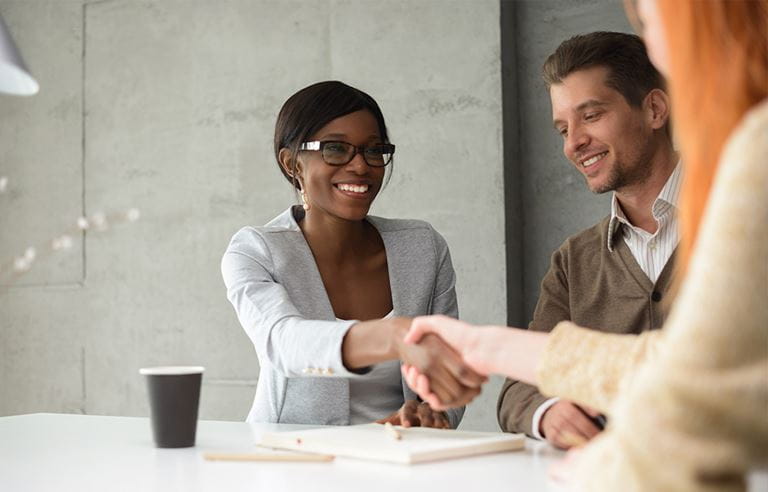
139, 366, 205, 376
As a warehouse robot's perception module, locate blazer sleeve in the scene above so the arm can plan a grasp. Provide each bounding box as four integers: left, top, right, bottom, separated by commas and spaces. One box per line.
538, 105, 768, 491
498, 246, 571, 435
427, 226, 465, 429
221, 228, 362, 379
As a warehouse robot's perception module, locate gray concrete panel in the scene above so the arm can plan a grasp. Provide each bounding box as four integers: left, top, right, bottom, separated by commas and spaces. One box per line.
0, 1, 84, 287
82, 0, 332, 419
2, 0, 505, 429
0, 287, 87, 415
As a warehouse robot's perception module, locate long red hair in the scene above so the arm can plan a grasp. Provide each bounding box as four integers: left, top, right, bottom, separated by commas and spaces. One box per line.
657, 0, 768, 273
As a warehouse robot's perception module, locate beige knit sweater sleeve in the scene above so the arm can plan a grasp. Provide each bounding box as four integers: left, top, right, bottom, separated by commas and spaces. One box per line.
536, 100, 768, 492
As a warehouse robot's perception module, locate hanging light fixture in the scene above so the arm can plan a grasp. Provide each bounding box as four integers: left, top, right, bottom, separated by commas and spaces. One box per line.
0, 13, 39, 96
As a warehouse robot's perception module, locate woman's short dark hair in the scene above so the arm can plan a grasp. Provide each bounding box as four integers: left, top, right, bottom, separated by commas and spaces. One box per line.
274, 80, 390, 189
542, 31, 665, 108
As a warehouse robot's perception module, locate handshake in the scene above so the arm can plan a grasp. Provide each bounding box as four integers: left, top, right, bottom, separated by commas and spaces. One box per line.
392, 315, 501, 411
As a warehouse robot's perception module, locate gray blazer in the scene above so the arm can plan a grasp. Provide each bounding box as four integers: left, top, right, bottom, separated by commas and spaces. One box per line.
221, 206, 464, 428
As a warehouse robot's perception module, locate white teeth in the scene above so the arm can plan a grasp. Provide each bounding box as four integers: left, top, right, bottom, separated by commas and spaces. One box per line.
337, 183, 369, 193
582, 152, 607, 167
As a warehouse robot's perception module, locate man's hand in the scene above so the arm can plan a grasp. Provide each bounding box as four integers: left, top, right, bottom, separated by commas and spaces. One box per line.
540, 400, 603, 449
375, 400, 451, 429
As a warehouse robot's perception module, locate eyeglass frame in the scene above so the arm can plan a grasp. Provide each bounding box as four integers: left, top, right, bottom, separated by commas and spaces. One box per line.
299, 140, 395, 167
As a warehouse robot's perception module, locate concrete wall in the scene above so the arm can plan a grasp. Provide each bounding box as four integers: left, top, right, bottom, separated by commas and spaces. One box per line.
0, 0, 630, 432
0, 0, 505, 429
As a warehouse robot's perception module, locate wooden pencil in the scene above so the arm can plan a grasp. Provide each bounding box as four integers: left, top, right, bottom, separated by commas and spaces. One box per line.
384, 422, 402, 440
203, 451, 334, 462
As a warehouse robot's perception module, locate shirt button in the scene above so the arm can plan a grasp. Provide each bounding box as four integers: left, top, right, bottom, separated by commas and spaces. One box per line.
651, 291, 662, 302
323, 368, 333, 375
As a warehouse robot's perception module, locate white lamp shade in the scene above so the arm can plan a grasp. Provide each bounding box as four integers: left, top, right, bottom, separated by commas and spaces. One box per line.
0, 14, 39, 96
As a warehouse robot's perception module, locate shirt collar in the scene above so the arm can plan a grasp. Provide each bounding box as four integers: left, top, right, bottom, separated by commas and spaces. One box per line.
607, 161, 682, 252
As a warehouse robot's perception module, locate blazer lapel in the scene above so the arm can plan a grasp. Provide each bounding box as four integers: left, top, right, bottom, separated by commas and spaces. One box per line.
373, 222, 421, 404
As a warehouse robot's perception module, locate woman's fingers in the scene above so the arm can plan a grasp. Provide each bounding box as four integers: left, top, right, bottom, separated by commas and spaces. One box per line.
434, 410, 450, 429
387, 400, 451, 429
408, 365, 476, 410
422, 333, 485, 388
416, 402, 435, 427
375, 410, 400, 425
376, 401, 452, 430
424, 394, 445, 411
413, 372, 447, 410
402, 353, 482, 410
421, 335, 485, 406
400, 336, 461, 404
398, 400, 419, 428
426, 365, 462, 405
402, 316, 436, 344
442, 348, 486, 388
414, 372, 431, 397
404, 315, 461, 344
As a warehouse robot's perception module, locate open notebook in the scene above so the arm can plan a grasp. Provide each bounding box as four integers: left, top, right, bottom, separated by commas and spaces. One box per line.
259, 423, 525, 465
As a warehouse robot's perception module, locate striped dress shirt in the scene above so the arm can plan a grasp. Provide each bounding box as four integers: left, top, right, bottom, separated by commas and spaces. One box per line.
608, 164, 682, 283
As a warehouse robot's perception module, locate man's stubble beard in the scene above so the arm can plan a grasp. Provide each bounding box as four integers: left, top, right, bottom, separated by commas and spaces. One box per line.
588, 140, 656, 195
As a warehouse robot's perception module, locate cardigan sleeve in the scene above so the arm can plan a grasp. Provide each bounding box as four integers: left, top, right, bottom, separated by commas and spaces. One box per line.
498, 245, 572, 436
539, 101, 768, 491
221, 227, 361, 379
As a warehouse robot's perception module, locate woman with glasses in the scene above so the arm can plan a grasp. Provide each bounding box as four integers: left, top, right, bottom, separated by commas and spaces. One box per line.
221, 81, 483, 427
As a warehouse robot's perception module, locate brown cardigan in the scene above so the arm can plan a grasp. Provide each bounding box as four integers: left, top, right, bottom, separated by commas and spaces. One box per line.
497, 216, 676, 436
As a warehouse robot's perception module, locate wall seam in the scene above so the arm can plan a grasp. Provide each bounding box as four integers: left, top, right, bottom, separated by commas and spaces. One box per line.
80, 1, 87, 283
500, 0, 525, 327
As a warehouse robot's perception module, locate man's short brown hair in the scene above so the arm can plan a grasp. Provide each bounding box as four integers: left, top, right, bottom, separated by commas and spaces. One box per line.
542, 31, 665, 107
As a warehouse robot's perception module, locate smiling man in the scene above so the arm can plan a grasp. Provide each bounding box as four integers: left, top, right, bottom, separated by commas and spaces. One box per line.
497, 32, 679, 449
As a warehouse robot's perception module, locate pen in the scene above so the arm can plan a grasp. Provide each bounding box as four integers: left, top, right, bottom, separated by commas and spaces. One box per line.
576, 406, 607, 430
592, 414, 607, 430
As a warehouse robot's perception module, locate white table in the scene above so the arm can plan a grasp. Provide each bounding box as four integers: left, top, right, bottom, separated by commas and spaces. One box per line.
0, 413, 565, 492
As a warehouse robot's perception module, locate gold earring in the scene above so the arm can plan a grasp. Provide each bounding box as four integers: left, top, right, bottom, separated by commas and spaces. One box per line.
301, 190, 310, 211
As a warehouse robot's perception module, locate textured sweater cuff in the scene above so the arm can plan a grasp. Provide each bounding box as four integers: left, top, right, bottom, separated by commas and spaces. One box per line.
536, 321, 589, 395
536, 321, 628, 413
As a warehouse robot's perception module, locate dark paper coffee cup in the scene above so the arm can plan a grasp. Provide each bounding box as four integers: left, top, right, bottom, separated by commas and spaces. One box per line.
139, 366, 204, 448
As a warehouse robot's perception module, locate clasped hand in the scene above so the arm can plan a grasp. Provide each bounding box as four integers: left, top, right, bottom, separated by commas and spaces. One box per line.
393, 318, 486, 409
399, 315, 504, 410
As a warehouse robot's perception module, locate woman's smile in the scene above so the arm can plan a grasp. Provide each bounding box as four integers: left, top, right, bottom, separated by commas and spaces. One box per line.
334, 182, 373, 199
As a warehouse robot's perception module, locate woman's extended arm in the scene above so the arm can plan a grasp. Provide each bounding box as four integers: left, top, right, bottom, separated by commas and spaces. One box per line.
403, 317, 663, 414
222, 227, 482, 404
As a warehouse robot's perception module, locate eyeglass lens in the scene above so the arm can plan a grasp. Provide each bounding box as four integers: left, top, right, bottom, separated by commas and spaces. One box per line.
322, 142, 392, 167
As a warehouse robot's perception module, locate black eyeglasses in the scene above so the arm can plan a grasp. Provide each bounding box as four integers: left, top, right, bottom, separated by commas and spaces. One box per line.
300, 140, 395, 167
